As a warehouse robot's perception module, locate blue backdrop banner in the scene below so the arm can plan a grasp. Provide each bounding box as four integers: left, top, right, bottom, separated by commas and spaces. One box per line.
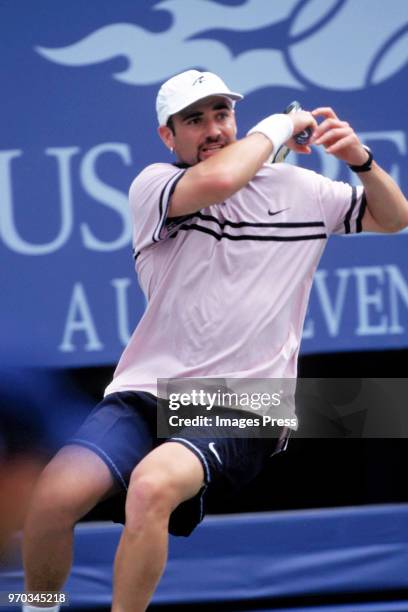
1, 0, 407, 367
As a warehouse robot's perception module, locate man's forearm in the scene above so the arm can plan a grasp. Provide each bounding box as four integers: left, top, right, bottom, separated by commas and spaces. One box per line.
360, 162, 408, 233
168, 133, 274, 218
168, 111, 315, 218
189, 133, 273, 199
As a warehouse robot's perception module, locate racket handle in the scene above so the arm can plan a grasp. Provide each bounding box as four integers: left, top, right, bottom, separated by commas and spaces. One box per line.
294, 127, 312, 145
285, 101, 312, 145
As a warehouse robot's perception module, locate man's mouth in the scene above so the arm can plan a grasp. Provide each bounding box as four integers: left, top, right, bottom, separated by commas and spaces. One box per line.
199, 143, 225, 157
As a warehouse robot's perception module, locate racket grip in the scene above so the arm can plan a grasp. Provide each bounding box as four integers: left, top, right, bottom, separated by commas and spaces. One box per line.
294, 127, 312, 145
285, 101, 312, 145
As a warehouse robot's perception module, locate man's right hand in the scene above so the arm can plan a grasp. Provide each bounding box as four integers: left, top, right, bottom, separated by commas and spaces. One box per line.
287, 110, 317, 154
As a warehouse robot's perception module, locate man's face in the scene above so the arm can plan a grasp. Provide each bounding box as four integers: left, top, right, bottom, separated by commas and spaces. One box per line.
159, 96, 238, 165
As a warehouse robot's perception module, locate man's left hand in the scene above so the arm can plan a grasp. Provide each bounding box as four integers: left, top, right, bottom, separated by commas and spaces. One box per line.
311, 107, 368, 166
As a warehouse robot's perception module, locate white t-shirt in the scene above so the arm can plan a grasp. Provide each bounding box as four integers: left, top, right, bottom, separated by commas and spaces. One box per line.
104, 162, 365, 397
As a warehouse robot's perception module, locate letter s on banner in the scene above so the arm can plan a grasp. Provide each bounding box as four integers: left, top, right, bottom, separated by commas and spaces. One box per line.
80, 143, 132, 251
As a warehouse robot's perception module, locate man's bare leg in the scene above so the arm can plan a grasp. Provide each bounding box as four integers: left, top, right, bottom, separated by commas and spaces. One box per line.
112, 442, 204, 612
23, 445, 116, 598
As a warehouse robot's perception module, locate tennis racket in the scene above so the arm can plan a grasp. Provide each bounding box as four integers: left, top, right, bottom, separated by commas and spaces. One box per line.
272, 100, 312, 163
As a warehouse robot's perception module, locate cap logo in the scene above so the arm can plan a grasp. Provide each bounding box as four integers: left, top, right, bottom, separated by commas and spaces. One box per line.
192, 76, 205, 86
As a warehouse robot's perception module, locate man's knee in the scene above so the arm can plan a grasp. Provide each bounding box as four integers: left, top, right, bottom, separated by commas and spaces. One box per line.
125, 443, 205, 532
25, 470, 83, 532
125, 471, 175, 531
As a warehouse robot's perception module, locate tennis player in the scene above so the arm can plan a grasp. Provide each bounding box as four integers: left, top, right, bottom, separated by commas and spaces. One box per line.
22, 70, 408, 612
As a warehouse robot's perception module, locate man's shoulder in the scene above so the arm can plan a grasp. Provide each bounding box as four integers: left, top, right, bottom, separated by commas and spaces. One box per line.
256, 162, 317, 180
129, 162, 183, 194
134, 162, 178, 180
253, 162, 327, 193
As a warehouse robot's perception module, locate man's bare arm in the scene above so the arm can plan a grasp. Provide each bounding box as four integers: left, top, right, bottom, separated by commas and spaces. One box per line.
357, 162, 408, 233
168, 111, 315, 218
312, 107, 408, 233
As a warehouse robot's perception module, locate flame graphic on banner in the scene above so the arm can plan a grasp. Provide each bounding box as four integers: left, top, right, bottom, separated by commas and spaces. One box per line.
35, 0, 407, 93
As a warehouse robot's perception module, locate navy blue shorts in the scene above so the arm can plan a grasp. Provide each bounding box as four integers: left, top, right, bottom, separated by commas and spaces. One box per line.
69, 391, 289, 537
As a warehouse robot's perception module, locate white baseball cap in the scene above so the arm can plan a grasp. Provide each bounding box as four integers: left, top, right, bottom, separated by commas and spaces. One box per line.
156, 70, 243, 126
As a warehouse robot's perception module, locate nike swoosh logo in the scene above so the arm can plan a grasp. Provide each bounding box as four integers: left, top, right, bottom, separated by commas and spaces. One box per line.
268, 208, 290, 216
208, 442, 222, 464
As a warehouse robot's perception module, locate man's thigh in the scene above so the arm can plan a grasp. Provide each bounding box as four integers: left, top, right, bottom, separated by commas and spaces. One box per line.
164, 429, 290, 536
30, 444, 118, 519
68, 391, 158, 493
168, 434, 283, 492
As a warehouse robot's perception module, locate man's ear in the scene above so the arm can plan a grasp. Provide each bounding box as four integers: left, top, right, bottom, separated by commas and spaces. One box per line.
158, 125, 174, 152
232, 110, 238, 138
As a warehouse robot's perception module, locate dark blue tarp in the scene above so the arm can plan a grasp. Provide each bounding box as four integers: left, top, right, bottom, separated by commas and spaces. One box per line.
2, 504, 408, 610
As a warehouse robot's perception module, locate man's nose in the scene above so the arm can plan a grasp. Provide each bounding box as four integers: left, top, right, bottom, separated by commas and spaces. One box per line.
205, 119, 222, 139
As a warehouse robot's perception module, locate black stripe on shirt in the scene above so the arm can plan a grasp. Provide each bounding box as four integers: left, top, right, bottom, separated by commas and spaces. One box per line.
166, 210, 324, 230
194, 211, 325, 229
356, 190, 367, 233
173, 223, 327, 242
344, 186, 358, 234
166, 213, 194, 231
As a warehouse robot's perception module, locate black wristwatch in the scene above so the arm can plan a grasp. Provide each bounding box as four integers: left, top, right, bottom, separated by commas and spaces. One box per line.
348, 145, 373, 173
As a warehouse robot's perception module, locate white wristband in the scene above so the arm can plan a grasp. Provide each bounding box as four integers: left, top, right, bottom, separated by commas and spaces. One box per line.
247, 114, 293, 162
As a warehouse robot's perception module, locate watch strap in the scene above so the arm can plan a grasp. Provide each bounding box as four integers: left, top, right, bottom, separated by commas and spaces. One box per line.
348, 146, 373, 173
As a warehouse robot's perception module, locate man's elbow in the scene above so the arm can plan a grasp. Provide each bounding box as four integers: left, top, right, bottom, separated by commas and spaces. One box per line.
378, 216, 408, 234
386, 223, 407, 234
392, 201, 408, 232
366, 196, 408, 233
